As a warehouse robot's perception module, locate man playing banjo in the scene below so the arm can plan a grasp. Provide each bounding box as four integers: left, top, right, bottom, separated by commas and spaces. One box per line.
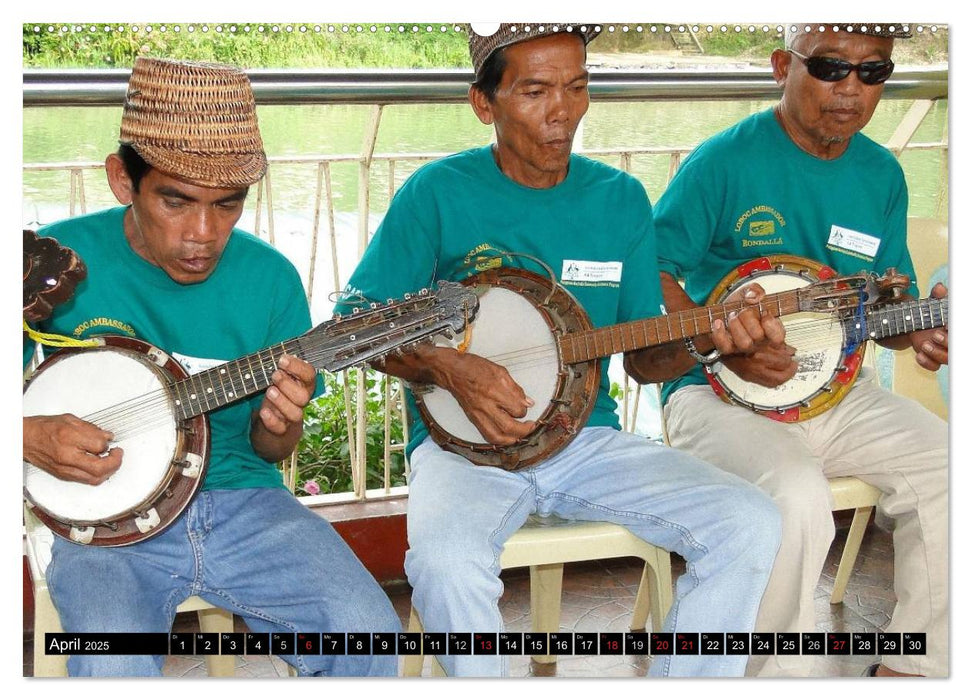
645, 25, 948, 677
22, 57, 400, 676
337, 23, 783, 677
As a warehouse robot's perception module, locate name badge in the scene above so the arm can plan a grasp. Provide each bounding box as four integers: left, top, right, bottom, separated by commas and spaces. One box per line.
561, 260, 623, 283
827, 225, 881, 258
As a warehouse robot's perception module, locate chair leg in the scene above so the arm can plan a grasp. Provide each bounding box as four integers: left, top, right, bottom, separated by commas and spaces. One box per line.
831, 506, 874, 604
630, 564, 652, 632
650, 550, 674, 626
529, 563, 564, 664
630, 550, 674, 632
196, 606, 236, 677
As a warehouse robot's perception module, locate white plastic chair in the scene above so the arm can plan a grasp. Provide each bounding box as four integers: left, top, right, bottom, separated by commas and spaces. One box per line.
402, 513, 673, 676
24, 505, 236, 677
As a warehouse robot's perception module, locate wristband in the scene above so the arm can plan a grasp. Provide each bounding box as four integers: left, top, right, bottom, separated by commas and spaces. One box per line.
684, 337, 722, 365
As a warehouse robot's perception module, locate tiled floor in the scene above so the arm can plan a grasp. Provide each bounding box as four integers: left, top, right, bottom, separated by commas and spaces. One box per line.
24, 517, 899, 678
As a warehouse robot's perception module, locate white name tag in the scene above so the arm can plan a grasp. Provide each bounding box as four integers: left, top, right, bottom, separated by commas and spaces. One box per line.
827, 225, 881, 258
561, 260, 623, 283
172, 352, 227, 376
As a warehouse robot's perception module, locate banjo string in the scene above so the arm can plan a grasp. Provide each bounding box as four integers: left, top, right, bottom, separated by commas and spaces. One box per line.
81, 314, 869, 437
81, 330, 436, 434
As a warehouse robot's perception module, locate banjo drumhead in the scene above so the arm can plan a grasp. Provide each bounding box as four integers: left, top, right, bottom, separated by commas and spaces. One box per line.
421, 285, 560, 444
713, 269, 846, 410
23, 348, 178, 524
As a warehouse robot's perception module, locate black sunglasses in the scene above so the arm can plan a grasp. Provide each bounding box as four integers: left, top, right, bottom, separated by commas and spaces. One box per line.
788, 49, 895, 85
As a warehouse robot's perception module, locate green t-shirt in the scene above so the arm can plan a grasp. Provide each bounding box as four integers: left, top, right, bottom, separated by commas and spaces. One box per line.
25, 206, 314, 491
653, 109, 918, 404
338, 145, 664, 456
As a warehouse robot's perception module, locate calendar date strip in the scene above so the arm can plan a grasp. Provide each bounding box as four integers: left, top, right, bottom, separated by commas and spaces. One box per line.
44, 631, 927, 656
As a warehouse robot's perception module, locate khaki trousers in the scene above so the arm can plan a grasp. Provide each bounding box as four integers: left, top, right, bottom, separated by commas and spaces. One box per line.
665, 369, 948, 677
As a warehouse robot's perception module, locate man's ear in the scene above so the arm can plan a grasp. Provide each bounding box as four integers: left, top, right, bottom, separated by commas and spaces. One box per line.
105, 153, 135, 205
770, 48, 792, 87
468, 85, 495, 126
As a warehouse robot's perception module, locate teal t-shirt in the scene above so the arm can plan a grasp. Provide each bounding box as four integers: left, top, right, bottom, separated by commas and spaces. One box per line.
337, 145, 664, 456
25, 206, 314, 491
653, 108, 918, 404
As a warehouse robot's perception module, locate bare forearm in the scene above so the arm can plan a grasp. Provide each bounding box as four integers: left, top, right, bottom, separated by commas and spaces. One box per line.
250, 413, 303, 463
372, 343, 464, 390
624, 273, 703, 383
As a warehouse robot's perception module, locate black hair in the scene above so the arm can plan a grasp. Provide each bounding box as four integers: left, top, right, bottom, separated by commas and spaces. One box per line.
117, 144, 152, 192
471, 47, 508, 102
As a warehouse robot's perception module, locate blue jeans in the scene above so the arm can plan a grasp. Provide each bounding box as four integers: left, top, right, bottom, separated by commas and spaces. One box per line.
405, 427, 782, 677
47, 488, 400, 676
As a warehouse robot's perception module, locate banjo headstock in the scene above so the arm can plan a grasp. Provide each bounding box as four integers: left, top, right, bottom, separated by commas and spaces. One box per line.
873, 267, 913, 301
23, 230, 87, 324
311, 280, 480, 373
796, 271, 886, 314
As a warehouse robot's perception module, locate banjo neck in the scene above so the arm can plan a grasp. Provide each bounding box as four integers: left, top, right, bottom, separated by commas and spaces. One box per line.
853, 296, 948, 343
166, 280, 480, 422
170, 338, 306, 421
559, 288, 803, 365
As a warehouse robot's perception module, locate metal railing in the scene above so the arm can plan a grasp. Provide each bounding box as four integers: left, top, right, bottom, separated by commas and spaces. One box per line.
22, 69, 949, 504
23, 66, 948, 105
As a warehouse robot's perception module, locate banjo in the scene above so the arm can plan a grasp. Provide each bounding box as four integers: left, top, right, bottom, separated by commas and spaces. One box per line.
23, 229, 87, 324
413, 265, 891, 470
703, 255, 948, 422
23, 281, 478, 547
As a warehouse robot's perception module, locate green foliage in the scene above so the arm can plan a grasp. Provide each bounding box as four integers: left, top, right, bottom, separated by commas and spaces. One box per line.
23, 22, 948, 69
292, 370, 406, 496
695, 27, 784, 57
22, 22, 471, 69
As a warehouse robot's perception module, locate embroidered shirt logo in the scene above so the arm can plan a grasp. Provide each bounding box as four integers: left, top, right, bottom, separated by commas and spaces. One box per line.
749, 220, 775, 236
735, 204, 786, 249
72, 317, 136, 338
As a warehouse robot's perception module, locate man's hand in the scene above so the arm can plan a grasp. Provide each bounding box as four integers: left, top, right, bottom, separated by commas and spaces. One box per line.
713, 283, 798, 388
436, 351, 538, 446
251, 354, 317, 462
257, 354, 317, 435
909, 282, 948, 371
23, 414, 123, 485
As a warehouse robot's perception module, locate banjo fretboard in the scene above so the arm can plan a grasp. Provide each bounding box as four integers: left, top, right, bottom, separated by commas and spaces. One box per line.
559, 289, 804, 365
170, 338, 306, 421
849, 296, 948, 344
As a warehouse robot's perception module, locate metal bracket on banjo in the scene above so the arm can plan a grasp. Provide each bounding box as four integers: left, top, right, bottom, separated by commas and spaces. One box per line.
181, 452, 204, 479
134, 508, 162, 534
145, 345, 169, 367
69, 525, 95, 545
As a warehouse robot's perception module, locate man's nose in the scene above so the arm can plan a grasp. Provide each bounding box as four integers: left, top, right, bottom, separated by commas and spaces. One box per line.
184, 208, 218, 243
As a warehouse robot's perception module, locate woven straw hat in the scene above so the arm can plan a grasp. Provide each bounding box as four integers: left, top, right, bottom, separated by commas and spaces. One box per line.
784, 23, 913, 49
119, 57, 267, 189
468, 23, 601, 79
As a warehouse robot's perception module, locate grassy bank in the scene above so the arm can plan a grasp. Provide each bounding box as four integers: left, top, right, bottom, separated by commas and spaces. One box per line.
23, 22, 948, 69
